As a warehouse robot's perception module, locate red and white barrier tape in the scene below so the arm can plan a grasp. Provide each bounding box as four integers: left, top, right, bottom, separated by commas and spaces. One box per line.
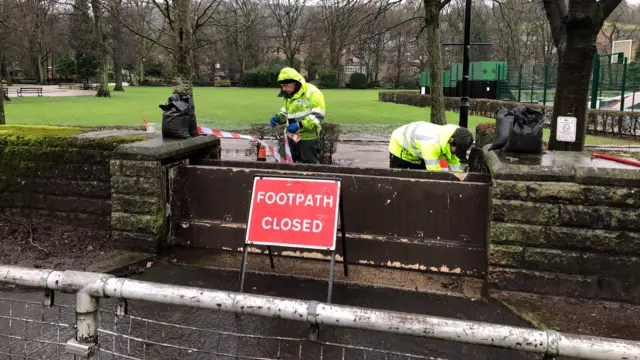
143, 117, 300, 164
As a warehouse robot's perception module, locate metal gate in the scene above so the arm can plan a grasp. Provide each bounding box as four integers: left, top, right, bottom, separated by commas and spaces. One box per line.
169, 160, 491, 278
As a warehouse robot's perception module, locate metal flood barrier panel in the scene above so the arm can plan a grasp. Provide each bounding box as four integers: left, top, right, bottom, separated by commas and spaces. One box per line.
170, 160, 492, 278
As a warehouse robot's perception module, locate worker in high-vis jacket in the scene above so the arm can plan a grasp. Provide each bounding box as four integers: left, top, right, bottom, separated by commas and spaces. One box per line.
269, 67, 325, 164
388, 122, 474, 172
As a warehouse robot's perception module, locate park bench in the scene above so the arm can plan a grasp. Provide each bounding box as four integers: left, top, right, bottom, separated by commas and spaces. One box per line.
80, 82, 94, 90
59, 83, 81, 89
17, 87, 43, 97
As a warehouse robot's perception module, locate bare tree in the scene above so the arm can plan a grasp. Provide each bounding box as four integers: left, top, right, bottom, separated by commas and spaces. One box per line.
423, 0, 451, 124
222, 0, 263, 81
320, 0, 397, 77
109, 0, 125, 91
544, 0, 623, 151
108, 0, 230, 95
267, 0, 307, 67
598, 1, 639, 53
90, 0, 111, 96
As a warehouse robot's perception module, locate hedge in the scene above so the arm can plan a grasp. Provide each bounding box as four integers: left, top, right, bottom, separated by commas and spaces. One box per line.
243, 66, 280, 87
349, 73, 368, 89
246, 123, 341, 164
379, 91, 640, 138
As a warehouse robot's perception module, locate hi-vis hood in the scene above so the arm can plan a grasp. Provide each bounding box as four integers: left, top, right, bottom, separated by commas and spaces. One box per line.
278, 67, 306, 85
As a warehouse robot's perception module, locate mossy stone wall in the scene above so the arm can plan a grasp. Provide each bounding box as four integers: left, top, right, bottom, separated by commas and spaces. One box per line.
484, 148, 640, 304
0, 125, 221, 253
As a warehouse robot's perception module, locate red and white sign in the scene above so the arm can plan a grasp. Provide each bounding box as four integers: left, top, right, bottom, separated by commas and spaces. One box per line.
245, 177, 341, 250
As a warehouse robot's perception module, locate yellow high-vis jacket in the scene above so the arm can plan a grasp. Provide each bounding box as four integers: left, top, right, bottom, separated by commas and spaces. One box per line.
388, 121, 463, 172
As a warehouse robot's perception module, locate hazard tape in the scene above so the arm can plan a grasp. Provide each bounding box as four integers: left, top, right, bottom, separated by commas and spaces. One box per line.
142, 117, 300, 164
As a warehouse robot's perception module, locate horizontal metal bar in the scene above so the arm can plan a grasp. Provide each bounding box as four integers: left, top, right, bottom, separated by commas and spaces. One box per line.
441, 43, 493, 46
0, 265, 639, 360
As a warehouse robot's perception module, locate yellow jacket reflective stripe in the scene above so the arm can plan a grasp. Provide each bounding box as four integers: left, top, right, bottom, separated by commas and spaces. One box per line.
388, 122, 463, 172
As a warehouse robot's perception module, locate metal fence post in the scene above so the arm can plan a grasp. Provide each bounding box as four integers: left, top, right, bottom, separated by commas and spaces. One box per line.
591, 55, 600, 109
530, 65, 535, 103
66, 289, 99, 359
542, 64, 549, 106
620, 57, 628, 112
517, 64, 523, 102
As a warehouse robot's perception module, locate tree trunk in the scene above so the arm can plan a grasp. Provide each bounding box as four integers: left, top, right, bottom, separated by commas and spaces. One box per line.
172, 0, 193, 97
548, 27, 598, 151
425, 1, 446, 125
113, 50, 124, 91
1, 56, 12, 86
0, 81, 5, 125
394, 36, 402, 88
138, 56, 144, 84
91, 0, 111, 97
112, 0, 125, 92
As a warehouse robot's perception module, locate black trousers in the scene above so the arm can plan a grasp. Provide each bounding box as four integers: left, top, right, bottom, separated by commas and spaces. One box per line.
389, 152, 425, 170
279, 138, 320, 164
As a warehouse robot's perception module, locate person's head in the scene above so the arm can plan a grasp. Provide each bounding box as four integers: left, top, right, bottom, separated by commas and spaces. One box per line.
278, 78, 300, 95
277, 67, 305, 97
449, 127, 474, 160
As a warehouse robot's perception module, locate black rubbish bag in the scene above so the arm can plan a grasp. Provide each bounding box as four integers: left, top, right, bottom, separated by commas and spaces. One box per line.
502, 106, 544, 154
159, 94, 199, 139
489, 107, 514, 150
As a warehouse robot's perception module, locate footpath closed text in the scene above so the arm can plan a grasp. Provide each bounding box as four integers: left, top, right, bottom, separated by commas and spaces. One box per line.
255, 191, 335, 233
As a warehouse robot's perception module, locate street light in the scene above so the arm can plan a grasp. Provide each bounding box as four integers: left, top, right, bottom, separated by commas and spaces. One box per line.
441, 0, 491, 129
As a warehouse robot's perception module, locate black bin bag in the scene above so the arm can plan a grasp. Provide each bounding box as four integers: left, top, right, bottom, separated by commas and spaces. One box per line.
502, 106, 544, 154
489, 107, 514, 150
159, 94, 199, 139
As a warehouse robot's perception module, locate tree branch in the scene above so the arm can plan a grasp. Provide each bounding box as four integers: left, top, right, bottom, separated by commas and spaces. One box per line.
600, 0, 623, 20
542, 0, 567, 48
99, 0, 174, 52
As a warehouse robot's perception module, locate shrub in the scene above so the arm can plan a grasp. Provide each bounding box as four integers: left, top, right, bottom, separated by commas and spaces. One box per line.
378, 91, 640, 138
349, 72, 368, 89
246, 123, 341, 164
214, 79, 231, 87
244, 66, 280, 87
317, 68, 339, 89
56, 55, 76, 79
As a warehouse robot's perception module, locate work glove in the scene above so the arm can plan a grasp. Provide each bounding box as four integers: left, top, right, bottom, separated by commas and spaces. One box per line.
269, 115, 280, 129
286, 121, 301, 134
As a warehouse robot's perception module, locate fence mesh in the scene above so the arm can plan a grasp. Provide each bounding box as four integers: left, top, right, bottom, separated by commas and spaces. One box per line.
0, 293, 76, 360
96, 307, 443, 360
0, 291, 444, 360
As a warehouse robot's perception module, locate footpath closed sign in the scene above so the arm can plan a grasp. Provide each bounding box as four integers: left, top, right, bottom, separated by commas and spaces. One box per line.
245, 177, 341, 250
556, 116, 577, 142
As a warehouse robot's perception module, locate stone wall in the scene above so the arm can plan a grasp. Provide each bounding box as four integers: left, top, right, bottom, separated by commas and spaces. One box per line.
109, 136, 220, 253
484, 148, 640, 304
0, 126, 145, 232
0, 126, 221, 254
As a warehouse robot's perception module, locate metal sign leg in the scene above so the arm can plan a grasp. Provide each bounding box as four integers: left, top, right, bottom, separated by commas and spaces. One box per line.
238, 245, 249, 293
327, 251, 336, 303
267, 246, 275, 269
339, 196, 348, 277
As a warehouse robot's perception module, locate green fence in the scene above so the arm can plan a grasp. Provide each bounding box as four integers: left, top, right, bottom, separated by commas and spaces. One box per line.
494, 59, 640, 110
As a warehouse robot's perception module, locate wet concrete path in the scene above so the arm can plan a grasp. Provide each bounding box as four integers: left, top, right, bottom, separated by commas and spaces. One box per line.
0, 262, 556, 359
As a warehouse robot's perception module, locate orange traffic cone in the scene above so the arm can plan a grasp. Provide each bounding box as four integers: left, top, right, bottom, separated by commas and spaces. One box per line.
257, 145, 267, 162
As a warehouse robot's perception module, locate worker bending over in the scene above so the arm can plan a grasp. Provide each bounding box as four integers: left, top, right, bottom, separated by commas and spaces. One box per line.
388, 122, 473, 172
269, 67, 325, 164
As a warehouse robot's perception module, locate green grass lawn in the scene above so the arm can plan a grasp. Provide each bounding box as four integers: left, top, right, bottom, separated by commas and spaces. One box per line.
3, 86, 637, 145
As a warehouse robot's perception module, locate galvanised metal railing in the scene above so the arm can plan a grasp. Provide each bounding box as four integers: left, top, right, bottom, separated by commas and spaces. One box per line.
0, 265, 639, 360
